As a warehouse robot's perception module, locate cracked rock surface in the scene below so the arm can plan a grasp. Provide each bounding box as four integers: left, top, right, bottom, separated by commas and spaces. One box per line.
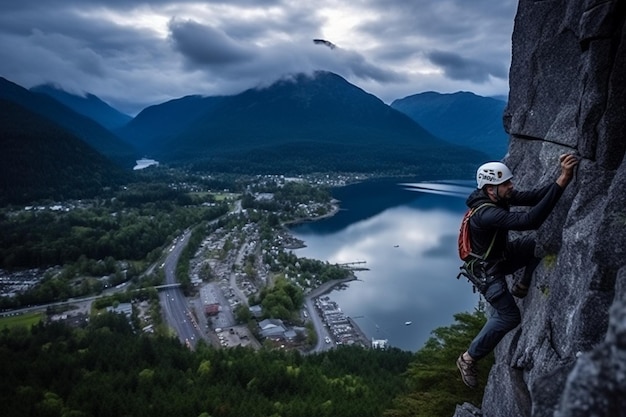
454, 1, 626, 416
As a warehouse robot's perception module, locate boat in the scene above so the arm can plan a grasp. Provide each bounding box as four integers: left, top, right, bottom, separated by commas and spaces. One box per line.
404, 321, 412, 326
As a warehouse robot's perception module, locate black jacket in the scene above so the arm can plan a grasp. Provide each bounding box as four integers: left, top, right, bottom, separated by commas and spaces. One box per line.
465, 182, 565, 262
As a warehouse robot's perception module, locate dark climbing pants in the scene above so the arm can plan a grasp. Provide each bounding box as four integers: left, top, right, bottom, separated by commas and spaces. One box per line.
497, 236, 541, 288
468, 236, 541, 360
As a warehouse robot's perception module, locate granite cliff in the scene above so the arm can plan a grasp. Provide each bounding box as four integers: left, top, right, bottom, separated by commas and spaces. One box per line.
454, 1, 625, 416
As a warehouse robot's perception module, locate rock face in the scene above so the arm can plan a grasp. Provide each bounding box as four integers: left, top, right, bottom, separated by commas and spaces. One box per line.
455, 1, 626, 416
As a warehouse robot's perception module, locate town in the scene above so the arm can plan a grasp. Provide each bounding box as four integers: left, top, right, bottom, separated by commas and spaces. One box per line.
0, 172, 385, 352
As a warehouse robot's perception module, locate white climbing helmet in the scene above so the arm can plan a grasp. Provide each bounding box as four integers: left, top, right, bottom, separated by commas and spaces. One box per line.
476, 162, 513, 189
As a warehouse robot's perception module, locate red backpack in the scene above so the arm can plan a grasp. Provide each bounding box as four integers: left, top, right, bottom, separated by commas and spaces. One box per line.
458, 203, 496, 261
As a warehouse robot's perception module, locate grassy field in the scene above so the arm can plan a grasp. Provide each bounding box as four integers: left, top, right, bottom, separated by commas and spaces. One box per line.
188, 192, 240, 202
212, 192, 240, 201
0, 311, 43, 330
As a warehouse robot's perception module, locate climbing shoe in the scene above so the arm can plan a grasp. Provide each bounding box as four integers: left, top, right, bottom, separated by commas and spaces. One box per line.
511, 282, 529, 298
457, 354, 478, 388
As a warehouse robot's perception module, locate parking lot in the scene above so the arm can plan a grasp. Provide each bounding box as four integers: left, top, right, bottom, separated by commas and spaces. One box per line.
215, 325, 259, 349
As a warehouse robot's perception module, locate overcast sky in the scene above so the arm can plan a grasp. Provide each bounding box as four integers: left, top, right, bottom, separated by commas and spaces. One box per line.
0, 0, 518, 115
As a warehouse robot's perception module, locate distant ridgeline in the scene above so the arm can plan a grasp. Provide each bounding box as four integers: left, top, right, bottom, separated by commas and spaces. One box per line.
29, 84, 132, 130
391, 91, 509, 161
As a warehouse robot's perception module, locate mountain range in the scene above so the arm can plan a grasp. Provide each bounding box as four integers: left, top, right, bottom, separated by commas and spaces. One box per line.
30, 84, 132, 130
0, 71, 509, 204
114, 72, 488, 175
391, 91, 508, 159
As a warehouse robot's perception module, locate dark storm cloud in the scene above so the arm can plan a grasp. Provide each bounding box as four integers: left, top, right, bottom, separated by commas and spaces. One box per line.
331, 47, 407, 82
353, 0, 515, 80
166, 17, 402, 83
427, 50, 507, 83
169, 19, 255, 66
355, 0, 516, 42
221, 5, 323, 42
0, 0, 517, 114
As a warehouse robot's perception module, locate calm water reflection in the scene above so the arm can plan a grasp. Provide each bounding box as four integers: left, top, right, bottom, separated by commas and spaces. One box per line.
290, 178, 481, 352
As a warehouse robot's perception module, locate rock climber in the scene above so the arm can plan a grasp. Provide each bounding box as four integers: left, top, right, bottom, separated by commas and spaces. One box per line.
457, 153, 579, 388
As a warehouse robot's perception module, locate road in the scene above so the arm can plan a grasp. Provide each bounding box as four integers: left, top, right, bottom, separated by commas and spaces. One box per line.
304, 296, 332, 352
229, 244, 250, 306
303, 276, 356, 352
158, 230, 204, 348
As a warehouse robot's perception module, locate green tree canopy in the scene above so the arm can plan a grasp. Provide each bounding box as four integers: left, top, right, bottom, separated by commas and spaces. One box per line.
385, 305, 492, 417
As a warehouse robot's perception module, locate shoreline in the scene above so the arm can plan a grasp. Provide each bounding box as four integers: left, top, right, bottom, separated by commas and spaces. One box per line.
305, 275, 358, 299
282, 200, 341, 227
304, 274, 371, 350
288, 200, 374, 349
280, 201, 341, 249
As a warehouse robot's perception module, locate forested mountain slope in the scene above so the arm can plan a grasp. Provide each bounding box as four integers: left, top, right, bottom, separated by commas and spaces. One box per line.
0, 77, 137, 167
30, 84, 132, 130
0, 99, 129, 204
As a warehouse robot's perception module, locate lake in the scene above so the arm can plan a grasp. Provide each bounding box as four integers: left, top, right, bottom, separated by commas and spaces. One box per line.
133, 158, 159, 170
290, 177, 482, 352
